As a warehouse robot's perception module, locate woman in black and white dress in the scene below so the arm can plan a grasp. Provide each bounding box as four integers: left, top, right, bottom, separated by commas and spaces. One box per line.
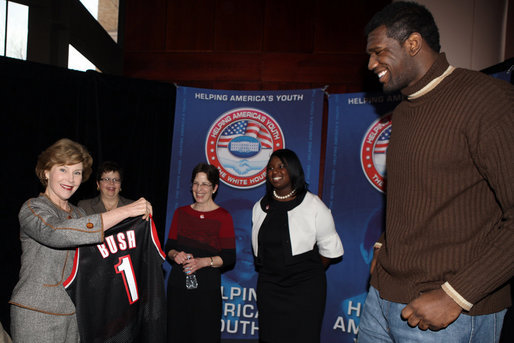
252, 149, 344, 343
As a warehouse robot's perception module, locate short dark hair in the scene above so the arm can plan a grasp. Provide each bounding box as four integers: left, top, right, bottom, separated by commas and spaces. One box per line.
191, 162, 220, 199
96, 161, 124, 182
265, 149, 308, 199
365, 1, 441, 53
35, 138, 93, 186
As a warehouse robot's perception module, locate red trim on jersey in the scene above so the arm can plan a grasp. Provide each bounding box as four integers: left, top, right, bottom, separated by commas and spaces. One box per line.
63, 248, 80, 288
149, 216, 166, 260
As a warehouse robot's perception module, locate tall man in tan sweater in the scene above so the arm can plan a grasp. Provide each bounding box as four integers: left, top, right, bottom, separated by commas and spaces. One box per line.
357, 2, 514, 342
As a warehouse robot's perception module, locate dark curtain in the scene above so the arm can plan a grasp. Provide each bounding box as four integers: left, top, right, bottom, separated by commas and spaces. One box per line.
0, 56, 175, 333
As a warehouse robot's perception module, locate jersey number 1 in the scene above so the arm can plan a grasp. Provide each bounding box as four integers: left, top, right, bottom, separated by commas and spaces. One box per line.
115, 255, 139, 304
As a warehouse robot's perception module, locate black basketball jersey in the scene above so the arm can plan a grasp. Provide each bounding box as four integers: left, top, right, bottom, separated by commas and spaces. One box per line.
64, 216, 166, 343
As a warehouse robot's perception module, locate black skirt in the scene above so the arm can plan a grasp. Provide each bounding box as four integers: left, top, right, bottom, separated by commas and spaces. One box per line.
167, 286, 222, 343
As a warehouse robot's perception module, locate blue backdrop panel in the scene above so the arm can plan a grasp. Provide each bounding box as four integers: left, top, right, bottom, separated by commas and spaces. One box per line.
165, 87, 324, 341
322, 92, 400, 342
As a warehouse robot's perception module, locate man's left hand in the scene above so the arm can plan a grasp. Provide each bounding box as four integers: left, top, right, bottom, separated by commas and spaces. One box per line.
401, 288, 463, 331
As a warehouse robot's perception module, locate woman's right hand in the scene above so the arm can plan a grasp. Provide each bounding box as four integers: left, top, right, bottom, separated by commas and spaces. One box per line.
168, 250, 191, 265
122, 197, 153, 220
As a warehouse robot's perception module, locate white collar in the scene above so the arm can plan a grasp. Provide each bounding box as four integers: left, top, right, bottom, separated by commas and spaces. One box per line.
407, 65, 456, 100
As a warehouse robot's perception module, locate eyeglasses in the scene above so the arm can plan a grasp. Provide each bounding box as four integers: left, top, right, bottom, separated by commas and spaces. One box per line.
192, 182, 212, 189
100, 177, 121, 184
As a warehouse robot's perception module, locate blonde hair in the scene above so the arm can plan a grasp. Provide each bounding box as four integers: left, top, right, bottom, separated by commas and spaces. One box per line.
35, 138, 93, 186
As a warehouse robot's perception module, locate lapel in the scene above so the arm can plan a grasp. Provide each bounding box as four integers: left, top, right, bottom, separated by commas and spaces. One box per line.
91, 196, 107, 213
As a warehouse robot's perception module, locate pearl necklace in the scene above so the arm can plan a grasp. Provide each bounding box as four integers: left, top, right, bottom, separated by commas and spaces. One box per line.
273, 189, 296, 200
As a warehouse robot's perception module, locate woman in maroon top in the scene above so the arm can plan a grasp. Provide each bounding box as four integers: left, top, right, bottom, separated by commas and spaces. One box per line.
165, 163, 236, 343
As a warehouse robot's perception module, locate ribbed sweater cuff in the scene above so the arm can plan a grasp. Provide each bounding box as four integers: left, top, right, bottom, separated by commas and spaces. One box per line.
442, 282, 473, 311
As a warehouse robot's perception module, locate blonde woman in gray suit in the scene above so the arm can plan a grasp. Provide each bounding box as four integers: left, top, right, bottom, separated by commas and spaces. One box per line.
9, 138, 152, 343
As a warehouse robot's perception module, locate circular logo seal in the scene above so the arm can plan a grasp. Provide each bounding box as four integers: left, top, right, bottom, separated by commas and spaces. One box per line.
360, 113, 392, 193
206, 108, 285, 189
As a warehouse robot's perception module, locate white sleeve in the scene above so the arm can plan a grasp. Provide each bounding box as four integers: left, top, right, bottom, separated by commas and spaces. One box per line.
314, 197, 344, 258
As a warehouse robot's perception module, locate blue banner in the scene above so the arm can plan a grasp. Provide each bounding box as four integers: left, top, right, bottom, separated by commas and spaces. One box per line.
165, 87, 324, 341
322, 92, 401, 342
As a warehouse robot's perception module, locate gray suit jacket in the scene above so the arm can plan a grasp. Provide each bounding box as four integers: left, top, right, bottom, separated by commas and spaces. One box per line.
78, 195, 134, 215
9, 194, 104, 315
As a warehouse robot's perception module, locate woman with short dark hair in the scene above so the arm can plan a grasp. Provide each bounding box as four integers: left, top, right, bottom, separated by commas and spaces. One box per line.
165, 162, 236, 343
78, 161, 134, 214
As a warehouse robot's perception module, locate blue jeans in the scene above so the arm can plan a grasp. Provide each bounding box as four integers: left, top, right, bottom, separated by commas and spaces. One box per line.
357, 286, 506, 343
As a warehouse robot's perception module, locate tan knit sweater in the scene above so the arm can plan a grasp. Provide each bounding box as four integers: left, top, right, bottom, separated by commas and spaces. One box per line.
371, 54, 514, 315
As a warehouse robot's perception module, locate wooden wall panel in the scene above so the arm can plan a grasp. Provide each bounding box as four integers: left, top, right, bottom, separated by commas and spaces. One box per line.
124, 52, 262, 82
262, 0, 315, 52
123, 0, 391, 92
124, 0, 167, 51
214, 0, 263, 51
165, 0, 216, 51
314, 1, 390, 53
260, 53, 368, 83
